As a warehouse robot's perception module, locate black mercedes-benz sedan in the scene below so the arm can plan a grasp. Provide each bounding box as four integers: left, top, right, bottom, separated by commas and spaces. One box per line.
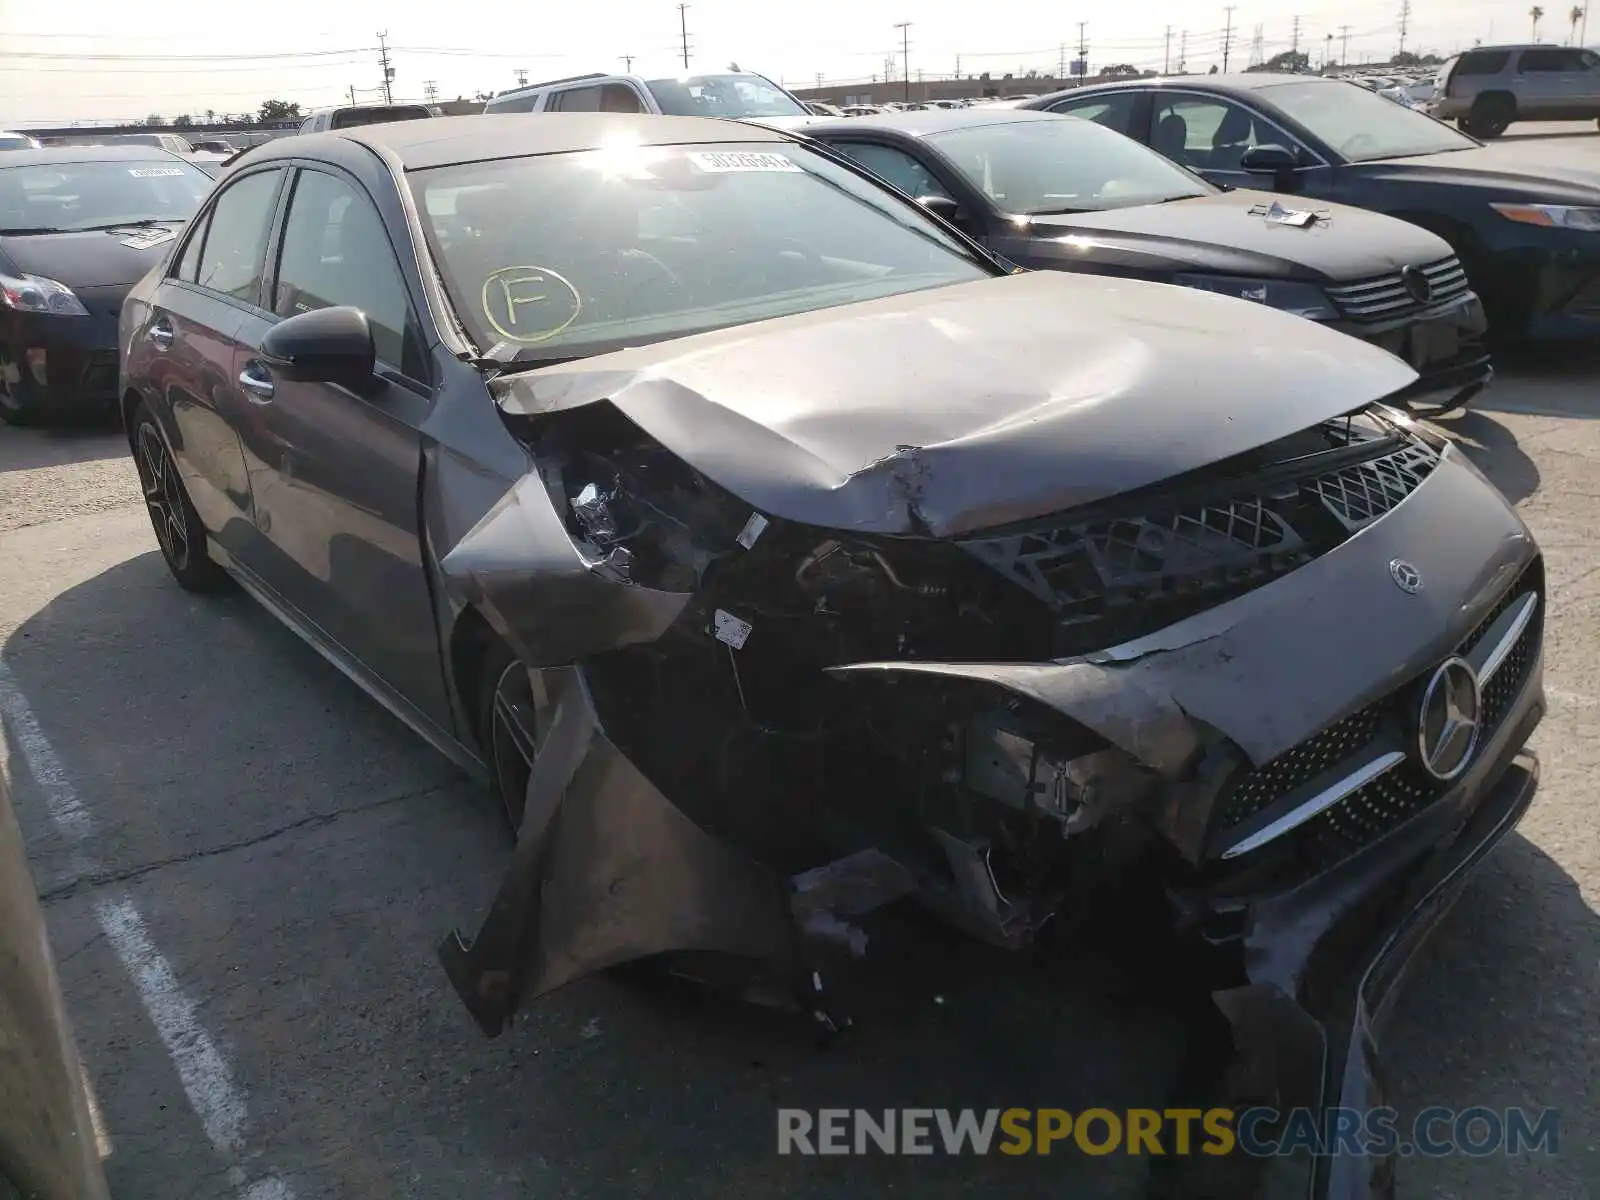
120, 113, 1543, 1200
0, 146, 211, 424
1022, 74, 1600, 343
804, 108, 1492, 414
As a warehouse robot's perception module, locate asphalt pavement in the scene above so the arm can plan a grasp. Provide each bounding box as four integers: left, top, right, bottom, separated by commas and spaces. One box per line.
4, 203, 1600, 1200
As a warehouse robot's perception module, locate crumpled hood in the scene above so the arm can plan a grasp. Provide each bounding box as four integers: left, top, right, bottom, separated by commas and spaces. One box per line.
0, 224, 181, 289
494, 271, 1419, 536
1369, 142, 1600, 203
1020, 188, 1452, 282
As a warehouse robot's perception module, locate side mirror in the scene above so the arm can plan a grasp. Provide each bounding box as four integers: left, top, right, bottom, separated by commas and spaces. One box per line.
1238, 143, 1300, 175
917, 193, 961, 222
260, 305, 376, 391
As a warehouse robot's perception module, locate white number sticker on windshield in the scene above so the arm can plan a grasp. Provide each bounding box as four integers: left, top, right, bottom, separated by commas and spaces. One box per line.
128, 167, 186, 177
686, 151, 801, 173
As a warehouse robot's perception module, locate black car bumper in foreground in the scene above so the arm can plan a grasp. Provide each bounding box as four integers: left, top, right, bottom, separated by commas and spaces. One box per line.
0, 286, 123, 420
1330, 291, 1493, 415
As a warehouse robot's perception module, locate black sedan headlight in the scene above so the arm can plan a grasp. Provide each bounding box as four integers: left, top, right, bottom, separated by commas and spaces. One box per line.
0, 272, 90, 317
1170, 273, 1337, 320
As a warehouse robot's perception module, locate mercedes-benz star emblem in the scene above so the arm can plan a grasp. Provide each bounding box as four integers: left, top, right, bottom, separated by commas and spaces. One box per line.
1416, 656, 1482, 782
1389, 559, 1423, 593
1401, 265, 1433, 305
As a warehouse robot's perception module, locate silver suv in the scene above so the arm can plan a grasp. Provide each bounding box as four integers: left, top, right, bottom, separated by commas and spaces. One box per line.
1431, 44, 1600, 137
483, 70, 811, 128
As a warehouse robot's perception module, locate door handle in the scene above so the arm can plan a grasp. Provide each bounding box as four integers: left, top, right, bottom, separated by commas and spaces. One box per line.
147, 317, 174, 349
237, 362, 275, 403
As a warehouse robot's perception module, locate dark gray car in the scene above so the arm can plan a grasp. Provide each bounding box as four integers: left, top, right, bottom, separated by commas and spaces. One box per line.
802, 108, 1491, 414
119, 113, 1544, 1200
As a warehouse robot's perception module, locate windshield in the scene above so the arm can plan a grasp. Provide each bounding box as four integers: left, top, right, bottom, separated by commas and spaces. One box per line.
643, 73, 806, 118
410, 141, 994, 359
0, 158, 211, 233
1257, 80, 1477, 161
927, 117, 1212, 214
330, 106, 432, 129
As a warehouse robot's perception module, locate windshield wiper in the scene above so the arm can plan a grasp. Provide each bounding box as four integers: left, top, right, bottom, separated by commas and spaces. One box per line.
75, 218, 185, 232
0, 226, 68, 236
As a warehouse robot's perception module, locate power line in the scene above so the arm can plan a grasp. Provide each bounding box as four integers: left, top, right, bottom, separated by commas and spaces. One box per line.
0, 46, 374, 62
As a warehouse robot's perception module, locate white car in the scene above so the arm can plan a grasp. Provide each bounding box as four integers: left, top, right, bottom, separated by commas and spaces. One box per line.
0, 130, 41, 151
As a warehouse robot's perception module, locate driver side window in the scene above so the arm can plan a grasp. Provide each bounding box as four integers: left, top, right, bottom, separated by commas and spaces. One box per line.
1149, 96, 1290, 172
831, 142, 952, 201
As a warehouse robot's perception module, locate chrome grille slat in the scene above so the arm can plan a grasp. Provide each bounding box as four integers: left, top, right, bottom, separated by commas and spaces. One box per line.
1325, 255, 1472, 322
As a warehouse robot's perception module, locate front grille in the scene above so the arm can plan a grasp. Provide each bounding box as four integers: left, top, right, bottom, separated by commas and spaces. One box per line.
1207, 559, 1543, 878
959, 413, 1439, 651
1326, 256, 1472, 323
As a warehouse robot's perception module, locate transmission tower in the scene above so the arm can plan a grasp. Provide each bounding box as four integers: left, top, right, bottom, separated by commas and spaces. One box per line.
1291, 15, 1302, 56
1398, 0, 1412, 55
1340, 24, 1352, 65
1249, 23, 1265, 66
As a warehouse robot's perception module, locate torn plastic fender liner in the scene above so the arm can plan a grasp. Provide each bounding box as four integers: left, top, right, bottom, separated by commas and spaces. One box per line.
826, 659, 1204, 779
437, 470, 690, 669
440, 667, 799, 1037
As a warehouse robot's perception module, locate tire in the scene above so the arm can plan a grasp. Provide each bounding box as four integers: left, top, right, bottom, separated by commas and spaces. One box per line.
128, 402, 229, 592
1468, 94, 1514, 139
0, 367, 47, 426
474, 637, 539, 833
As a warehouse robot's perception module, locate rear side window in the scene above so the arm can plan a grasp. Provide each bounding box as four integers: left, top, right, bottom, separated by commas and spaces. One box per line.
1519, 48, 1587, 72
173, 211, 210, 282
194, 169, 282, 302
548, 86, 602, 112
1454, 50, 1511, 76
486, 91, 540, 113
1048, 92, 1140, 137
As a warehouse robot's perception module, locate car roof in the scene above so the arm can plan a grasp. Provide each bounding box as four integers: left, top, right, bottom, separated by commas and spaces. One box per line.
1030, 72, 1333, 105
803, 107, 1066, 139
306, 112, 790, 170
0, 145, 186, 167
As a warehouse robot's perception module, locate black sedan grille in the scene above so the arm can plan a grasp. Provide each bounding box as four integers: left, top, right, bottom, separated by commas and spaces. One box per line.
958, 416, 1439, 650
1207, 558, 1543, 879
1325, 256, 1472, 323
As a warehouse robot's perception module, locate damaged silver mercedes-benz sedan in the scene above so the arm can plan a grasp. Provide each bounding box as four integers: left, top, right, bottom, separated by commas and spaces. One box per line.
119, 114, 1543, 1198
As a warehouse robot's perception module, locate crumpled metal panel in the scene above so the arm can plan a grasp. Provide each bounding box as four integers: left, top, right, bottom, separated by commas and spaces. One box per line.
492, 272, 1418, 537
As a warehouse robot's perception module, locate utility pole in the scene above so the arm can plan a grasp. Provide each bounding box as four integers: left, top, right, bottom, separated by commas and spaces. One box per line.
894, 21, 912, 102
1179, 29, 1188, 72
348, 85, 357, 106
1059, 43, 1067, 78
678, 3, 691, 69
1291, 14, 1302, 56
622, 54, 634, 72
815, 71, 823, 89
423, 80, 438, 104
377, 31, 394, 105
1077, 21, 1089, 76
515, 68, 528, 86
1324, 32, 1334, 69
1397, 0, 1412, 55
1163, 25, 1173, 73
1222, 6, 1237, 72
955, 54, 962, 77
1339, 24, 1352, 66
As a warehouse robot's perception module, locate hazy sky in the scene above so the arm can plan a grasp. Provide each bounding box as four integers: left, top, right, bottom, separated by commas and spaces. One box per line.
0, 0, 1573, 125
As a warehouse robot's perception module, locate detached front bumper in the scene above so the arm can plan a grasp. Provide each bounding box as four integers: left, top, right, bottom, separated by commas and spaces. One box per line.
1331, 293, 1492, 414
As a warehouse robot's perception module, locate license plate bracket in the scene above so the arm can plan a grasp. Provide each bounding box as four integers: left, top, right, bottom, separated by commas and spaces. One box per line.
1407, 320, 1460, 369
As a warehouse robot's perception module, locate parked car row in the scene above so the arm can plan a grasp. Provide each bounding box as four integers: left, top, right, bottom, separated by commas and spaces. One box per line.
99, 111, 1546, 1200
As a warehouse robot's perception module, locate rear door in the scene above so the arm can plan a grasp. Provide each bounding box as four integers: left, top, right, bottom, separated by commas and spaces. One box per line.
1512, 48, 1570, 117
143, 165, 287, 563
230, 164, 449, 723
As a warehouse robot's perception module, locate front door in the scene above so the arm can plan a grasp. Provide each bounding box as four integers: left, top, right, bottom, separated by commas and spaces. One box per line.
230, 165, 450, 726
1144, 92, 1331, 199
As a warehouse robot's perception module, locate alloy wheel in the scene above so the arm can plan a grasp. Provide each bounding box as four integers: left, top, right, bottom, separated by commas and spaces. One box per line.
488, 660, 542, 831
135, 423, 190, 570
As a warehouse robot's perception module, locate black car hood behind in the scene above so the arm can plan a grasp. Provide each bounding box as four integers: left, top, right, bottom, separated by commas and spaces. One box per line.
0, 224, 181, 289
1368, 142, 1600, 203
1019, 189, 1452, 282
493, 272, 1418, 537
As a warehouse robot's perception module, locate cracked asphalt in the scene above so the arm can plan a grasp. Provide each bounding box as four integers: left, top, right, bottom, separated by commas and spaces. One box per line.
4, 365, 1600, 1192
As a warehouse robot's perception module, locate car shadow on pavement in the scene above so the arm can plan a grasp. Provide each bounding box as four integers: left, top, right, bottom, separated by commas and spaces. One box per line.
1385, 831, 1600, 1196
3, 551, 1190, 1200
0, 422, 128, 473
1434, 409, 1542, 506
